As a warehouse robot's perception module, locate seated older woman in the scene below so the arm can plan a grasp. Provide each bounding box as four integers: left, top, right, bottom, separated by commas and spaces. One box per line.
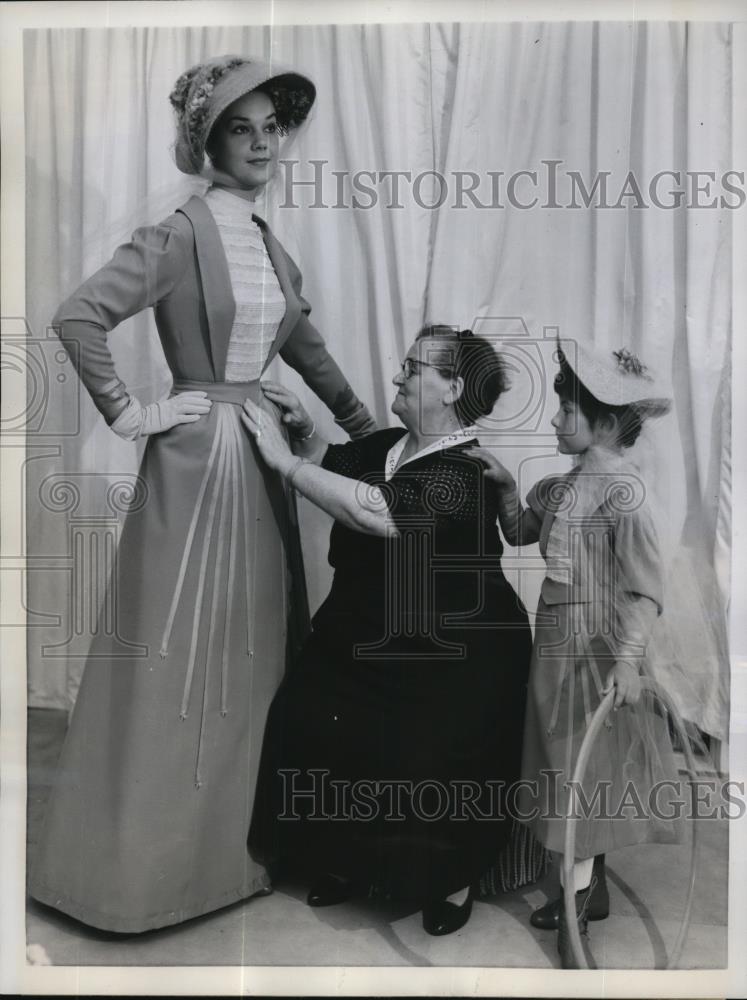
242, 325, 532, 936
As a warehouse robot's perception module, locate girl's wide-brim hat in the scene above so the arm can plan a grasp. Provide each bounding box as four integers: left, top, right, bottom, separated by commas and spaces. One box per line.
170, 55, 316, 175
556, 338, 672, 416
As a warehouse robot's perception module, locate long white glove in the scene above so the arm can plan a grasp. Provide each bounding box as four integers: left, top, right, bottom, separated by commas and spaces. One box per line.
109, 391, 212, 440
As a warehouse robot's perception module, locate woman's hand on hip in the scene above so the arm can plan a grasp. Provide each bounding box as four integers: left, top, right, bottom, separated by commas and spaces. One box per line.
602, 661, 642, 709
241, 397, 294, 474
260, 380, 314, 438
160, 391, 213, 428
111, 391, 212, 439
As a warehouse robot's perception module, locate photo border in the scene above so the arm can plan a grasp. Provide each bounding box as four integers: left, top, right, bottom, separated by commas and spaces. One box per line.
2, 1, 745, 996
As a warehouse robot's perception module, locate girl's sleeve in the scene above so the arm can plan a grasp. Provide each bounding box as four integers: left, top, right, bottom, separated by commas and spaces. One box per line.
615, 505, 665, 614
276, 248, 377, 439
525, 475, 559, 523
53, 221, 189, 425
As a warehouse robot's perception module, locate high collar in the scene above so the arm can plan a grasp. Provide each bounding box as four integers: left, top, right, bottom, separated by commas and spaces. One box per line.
175, 195, 301, 382
205, 184, 263, 222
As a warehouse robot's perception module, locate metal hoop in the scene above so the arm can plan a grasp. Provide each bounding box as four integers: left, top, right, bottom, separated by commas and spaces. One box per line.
562, 681, 700, 969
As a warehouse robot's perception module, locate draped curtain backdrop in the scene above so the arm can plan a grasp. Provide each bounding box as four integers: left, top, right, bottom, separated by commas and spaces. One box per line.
24, 22, 732, 740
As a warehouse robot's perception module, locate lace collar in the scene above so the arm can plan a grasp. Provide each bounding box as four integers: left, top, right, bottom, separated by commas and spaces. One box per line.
384, 425, 479, 482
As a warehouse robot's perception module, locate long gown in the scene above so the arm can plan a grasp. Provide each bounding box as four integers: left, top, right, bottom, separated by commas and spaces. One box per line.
249, 428, 534, 902
29, 188, 373, 932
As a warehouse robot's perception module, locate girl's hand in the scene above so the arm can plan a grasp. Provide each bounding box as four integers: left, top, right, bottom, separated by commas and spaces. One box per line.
260, 381, 314, 438
241, 398, 294, 475
602, 661, 642, 709
463, 446, 515, 490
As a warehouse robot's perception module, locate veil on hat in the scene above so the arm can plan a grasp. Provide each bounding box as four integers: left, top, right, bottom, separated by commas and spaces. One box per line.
634, 416, 729, 748
83, 90, 312, 267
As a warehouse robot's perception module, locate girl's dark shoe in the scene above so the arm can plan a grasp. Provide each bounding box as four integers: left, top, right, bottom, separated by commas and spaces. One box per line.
307, 873, 352, 907
530, 854, 608, 930
422, 887, 474, 937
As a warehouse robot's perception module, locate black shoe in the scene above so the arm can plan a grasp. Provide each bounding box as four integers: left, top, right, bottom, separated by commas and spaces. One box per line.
253, 885, 274, 898
422, 887, 474, 937
530, 854, 609, 930
557, 877, 596, 969
307, 873, 352, 908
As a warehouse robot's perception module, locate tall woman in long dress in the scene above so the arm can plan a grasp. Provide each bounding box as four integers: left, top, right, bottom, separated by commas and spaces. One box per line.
28, 55, 375, 934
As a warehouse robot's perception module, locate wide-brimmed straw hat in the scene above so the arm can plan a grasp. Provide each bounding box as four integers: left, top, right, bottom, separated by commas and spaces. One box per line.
169, 55, 316, 175
557, 338, 672, 416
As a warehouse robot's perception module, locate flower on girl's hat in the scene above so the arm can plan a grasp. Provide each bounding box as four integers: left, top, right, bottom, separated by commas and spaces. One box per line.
556, 337, 672, 414
612, 347, 653, 380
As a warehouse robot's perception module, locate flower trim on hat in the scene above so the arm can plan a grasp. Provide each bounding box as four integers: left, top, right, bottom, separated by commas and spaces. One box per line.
170, 58, 245, 158
169, 58, 315, 162
612, 347, 653, 381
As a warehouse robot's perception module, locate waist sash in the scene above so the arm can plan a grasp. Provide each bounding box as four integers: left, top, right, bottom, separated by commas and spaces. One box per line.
171, 378, 261, 406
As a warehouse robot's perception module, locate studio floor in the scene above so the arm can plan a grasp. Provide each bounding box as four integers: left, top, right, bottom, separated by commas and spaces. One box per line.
26, 708, 728, 969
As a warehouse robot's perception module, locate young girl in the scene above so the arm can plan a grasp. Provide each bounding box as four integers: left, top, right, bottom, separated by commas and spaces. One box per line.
467, 341, 682, 967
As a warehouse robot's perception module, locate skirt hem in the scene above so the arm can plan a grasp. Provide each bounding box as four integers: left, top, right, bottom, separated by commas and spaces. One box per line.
521, 819, 683, 859
27, 871, 272, 934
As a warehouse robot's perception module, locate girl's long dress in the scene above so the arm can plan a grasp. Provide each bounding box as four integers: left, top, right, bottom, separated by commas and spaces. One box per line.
249, 429, 534, 902
29, 189, 331, 932
518, 470, 684, 859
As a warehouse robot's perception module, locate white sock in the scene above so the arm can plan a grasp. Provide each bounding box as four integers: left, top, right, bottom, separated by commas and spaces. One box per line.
558, 857, 594, 893
445, 885, 470, 905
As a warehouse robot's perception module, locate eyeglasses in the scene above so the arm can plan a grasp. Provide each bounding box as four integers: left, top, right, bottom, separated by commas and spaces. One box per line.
400, 358, 454, 380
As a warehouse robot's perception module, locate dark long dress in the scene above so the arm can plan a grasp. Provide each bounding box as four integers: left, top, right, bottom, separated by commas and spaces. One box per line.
249, 428, 533, 902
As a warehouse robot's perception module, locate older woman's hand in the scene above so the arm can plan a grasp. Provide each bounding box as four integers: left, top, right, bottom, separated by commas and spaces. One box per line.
241, 398, 295, 475
260, 381, 314, 439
